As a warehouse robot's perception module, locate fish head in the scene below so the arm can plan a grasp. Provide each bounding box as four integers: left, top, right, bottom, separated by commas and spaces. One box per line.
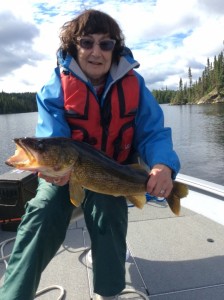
5, 137, 79, 177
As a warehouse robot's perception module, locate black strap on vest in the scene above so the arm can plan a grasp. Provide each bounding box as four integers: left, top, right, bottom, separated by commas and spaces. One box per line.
100, 88, 112, 152
117, 76, 137, 118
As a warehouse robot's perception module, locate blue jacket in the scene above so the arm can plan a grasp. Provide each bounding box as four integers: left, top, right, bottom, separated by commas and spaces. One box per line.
36, 49, 180, 178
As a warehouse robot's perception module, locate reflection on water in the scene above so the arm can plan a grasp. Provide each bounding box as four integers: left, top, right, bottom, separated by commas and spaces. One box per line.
0, 104, 224, 185
161, 103, 224, 185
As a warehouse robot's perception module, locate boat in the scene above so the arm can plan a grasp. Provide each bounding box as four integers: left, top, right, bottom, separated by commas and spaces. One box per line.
0, 170, 224, 299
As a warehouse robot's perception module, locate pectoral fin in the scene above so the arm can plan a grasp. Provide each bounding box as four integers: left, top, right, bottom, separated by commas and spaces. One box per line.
126, 194, 146, 209
69, 180, 85, 207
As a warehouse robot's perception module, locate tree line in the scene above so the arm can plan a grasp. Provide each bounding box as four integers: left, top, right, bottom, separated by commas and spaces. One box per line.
0, 92, 37, 114
152, 47, 224, 104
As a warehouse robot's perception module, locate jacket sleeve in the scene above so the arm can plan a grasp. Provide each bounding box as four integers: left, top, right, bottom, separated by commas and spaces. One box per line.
133, 73, 180, 179
35, 67, 71, 138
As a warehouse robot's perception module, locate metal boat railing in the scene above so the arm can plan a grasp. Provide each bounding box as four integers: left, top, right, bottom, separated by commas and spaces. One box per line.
177, 173, 224, 199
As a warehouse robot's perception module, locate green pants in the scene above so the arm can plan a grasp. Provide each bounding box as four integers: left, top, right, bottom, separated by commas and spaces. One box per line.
0, 179, 127, 299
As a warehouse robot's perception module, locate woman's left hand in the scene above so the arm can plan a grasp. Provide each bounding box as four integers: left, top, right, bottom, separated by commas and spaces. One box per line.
146, 164, 173, 198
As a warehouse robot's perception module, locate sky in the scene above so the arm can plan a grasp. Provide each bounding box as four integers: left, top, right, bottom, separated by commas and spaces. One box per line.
0, 0, 224, 93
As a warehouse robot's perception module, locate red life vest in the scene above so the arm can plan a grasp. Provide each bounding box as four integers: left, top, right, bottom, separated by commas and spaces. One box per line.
61, 70, 139, 163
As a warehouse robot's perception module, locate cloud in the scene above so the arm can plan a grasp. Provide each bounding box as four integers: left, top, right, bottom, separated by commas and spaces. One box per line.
198, 0, 224, 14
0, 10, 43, 76
0, 0, 224, 92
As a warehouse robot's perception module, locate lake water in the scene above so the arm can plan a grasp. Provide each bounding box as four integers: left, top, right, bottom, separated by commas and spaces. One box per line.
162, 103, 224, 185
0, 112, 38, 175
0, 104, 224, 185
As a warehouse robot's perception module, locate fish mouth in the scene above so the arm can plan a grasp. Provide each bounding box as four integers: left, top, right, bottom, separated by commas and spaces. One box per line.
6, 137, 75, 176
5, 138, 38, 170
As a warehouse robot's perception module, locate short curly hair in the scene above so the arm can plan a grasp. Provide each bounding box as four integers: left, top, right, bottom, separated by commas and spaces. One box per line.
59, 9, 125, 62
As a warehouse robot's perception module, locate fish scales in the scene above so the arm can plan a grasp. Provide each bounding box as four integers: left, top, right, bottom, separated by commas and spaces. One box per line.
72, 162, 147, 196
71, 151, 148, 196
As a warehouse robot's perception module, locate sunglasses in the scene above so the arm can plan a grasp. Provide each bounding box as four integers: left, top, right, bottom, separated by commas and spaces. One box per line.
77, 38, 116, 51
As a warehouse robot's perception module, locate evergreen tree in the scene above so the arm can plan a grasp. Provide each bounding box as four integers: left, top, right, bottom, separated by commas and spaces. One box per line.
188, 67, 192, 102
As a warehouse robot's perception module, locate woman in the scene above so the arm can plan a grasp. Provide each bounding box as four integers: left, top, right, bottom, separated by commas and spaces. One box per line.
0, 9, 180, 300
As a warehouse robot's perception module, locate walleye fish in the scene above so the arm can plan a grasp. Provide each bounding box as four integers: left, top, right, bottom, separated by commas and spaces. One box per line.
5, 137, 188, 215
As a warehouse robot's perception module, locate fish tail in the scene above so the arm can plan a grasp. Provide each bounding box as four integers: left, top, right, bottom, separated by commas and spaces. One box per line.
166, 182, 189, 215
166, 193, 181, 215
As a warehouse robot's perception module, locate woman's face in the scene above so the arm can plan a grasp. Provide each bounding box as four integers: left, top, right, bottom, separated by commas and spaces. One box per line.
76, 33, 115, 85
